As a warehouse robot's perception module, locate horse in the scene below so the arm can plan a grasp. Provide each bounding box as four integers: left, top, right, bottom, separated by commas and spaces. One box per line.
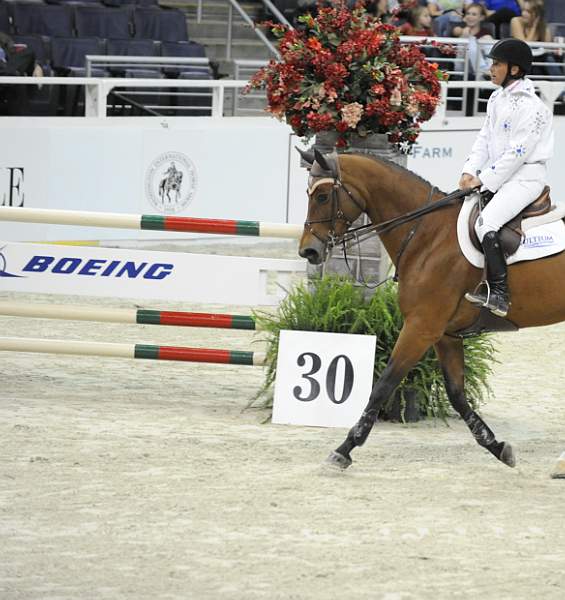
298, 148, 565, 471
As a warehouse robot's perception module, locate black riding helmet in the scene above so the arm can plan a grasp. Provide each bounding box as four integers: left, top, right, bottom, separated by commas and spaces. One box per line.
488, 38, 533, 75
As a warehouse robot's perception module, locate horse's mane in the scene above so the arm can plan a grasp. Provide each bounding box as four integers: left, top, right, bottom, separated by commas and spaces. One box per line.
342, 151, 447, 196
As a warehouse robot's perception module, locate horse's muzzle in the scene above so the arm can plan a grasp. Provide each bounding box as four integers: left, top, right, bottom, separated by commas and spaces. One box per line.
299, 230, 328, 265
299, 246, 324, 264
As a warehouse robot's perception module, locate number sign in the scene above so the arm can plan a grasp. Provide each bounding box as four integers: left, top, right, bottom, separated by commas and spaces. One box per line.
272, 330, 377, 428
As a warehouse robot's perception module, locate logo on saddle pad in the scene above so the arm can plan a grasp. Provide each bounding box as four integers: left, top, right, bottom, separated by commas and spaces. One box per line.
145, 151, 197, 215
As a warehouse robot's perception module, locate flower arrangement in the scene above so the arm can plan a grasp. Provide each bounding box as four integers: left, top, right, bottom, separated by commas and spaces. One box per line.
246, 1, 450, 149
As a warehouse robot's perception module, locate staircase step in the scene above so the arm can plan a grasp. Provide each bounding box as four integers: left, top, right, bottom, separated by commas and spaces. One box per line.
188, 19, 260, 40
195, 37, 274, 61
162, 0, 266, 22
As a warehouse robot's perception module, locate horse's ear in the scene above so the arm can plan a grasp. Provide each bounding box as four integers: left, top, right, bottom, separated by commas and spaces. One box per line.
314, 148, 332, 173
296, 147, 314, 167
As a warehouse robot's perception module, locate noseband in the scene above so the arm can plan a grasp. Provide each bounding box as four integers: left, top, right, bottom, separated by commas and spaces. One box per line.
304, 175, 366, 246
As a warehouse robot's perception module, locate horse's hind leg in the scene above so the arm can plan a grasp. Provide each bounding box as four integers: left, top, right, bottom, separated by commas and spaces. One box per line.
434, 335, 515, 468
329, 318, 439, 469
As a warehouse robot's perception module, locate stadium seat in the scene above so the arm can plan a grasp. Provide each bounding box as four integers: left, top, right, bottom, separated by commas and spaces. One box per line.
51, 36, 106, 75
106, 38, 160, 77
75, 6, 132, 38
107, 37, 158, 57
12, 3, 74, 37
161, 40, 210, 77
133, 7, 188, 42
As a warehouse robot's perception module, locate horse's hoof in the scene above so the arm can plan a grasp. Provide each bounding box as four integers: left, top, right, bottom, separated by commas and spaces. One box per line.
324, 450, 352, 470
500, 442, 516, 468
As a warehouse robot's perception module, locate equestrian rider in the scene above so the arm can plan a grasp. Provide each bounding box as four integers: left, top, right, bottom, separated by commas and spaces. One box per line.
459, 38, 554, 318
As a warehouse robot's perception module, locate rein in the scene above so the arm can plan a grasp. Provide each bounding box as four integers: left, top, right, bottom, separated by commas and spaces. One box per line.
307, 169, 476, 288
340, 186, 471, 245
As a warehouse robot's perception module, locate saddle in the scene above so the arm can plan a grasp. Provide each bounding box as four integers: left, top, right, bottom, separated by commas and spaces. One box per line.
468, 186, 552, 257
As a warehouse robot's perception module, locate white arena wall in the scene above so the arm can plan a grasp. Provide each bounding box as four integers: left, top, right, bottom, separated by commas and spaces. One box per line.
1, 115, 565, 242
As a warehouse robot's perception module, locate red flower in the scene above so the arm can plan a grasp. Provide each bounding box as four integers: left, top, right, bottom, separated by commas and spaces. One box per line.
244, 1, 445, 149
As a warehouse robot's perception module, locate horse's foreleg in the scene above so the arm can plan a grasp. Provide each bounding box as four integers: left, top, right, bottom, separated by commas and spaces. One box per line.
434, 335, 515, 468
329, 319, 437, 469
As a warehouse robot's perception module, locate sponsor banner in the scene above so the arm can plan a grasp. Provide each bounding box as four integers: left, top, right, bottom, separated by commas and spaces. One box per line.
0, 242, 306, 306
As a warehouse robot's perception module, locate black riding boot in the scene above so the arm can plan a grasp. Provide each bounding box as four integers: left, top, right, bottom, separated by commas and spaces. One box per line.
465, 230, 510, 317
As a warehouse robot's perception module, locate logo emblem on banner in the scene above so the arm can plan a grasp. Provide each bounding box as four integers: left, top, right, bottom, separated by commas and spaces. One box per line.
0, 246, 23, 278
145, 152, 197, 214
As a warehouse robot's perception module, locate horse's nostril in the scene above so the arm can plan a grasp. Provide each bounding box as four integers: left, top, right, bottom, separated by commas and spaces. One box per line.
299, 247, 322, 264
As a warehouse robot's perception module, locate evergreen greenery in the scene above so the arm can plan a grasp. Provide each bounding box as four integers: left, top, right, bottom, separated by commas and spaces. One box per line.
251, 276, 497, 421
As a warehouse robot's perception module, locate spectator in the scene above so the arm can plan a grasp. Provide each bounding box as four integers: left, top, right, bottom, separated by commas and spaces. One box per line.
0, 32, 43, 115
510, 0, 552, 42
453, 2, 494, 38
400, 5, 434, 35
510, 0, 562, 77
453, 3, 494, 77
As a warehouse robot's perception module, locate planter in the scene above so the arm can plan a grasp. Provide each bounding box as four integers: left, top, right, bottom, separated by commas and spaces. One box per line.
305, 132, 407, 298
380, 388, 422, 423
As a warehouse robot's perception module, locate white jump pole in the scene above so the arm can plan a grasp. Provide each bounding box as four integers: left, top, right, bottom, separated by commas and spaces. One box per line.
0, 337, 266, 366
0, 206, 303, 239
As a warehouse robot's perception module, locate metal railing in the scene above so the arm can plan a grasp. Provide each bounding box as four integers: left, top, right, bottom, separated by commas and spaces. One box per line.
0, 77, 249, 117
85, 56, 212, 78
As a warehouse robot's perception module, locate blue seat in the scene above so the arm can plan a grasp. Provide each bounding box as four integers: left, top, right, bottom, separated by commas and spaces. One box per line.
50, 37, 106, 116
161, 41, 210, 78
106, 38, 159, 77
75, 6, 132, 39
12, 3, 74, 37
133, 7, 188, 42
51, 36, 106, 75
107, 38, 158, 55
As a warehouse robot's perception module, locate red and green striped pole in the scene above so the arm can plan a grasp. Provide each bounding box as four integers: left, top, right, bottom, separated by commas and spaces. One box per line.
0, 206, 303, 239
0, 337, 265, 366
0, 302, 259, 331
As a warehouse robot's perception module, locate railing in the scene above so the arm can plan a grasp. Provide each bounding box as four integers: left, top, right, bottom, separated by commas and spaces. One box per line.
0, 77, 249, 117
84, 55, 212, 78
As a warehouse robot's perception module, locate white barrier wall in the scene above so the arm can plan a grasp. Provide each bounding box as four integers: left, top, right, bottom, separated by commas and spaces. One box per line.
1, 115, 565, 242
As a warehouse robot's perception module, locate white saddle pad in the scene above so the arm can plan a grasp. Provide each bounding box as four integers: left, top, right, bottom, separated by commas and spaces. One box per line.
456, 193, 565, 269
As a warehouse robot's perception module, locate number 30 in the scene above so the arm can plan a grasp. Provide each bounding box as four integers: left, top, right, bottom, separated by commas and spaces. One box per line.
293, 352, 355, 404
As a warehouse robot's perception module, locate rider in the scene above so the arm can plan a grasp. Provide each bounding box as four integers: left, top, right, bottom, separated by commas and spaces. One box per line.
459, 38, 554, 318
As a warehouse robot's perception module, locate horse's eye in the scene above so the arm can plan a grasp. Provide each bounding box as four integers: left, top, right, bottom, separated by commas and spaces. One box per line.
317, 194, 329, 205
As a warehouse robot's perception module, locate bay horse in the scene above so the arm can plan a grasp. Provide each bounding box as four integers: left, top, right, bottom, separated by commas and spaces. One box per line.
299, 148, 565, 471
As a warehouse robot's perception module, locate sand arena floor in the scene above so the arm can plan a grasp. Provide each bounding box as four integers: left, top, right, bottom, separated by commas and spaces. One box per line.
1, 240, 565, 599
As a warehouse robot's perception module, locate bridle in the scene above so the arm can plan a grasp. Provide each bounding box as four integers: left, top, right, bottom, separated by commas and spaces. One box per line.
304, 176, 366, 246
305, 169, 471, 247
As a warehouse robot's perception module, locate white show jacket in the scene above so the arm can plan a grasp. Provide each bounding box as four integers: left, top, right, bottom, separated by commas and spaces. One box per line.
462, 78, 554, 193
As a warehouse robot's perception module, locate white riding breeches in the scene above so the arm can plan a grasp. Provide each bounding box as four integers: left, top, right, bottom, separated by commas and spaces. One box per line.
475, 179, 546, 242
